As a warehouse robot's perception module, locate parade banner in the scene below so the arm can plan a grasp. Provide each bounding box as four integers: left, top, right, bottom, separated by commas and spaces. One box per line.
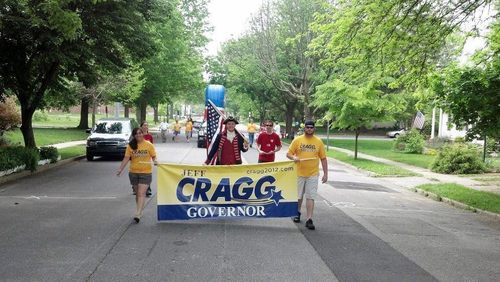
157, 161, 298, 220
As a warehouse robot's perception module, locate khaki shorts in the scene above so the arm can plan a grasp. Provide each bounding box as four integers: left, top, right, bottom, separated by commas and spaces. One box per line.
129, 173, 152, 186
297, 176, 319, 200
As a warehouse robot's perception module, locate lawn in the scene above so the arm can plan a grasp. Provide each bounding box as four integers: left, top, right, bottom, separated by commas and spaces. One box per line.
416, 183, 500, 214
327, 150, 419, 177
58, 145, 86, 160
324, 139, 435, 169
31, 111, 158, 128
5, 128, 88, 146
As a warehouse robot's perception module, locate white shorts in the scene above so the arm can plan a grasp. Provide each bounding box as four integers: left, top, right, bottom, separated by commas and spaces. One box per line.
297, 176, 319, 200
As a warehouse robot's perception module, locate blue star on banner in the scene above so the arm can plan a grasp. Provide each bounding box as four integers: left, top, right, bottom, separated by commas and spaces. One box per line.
270, 190, 284, 206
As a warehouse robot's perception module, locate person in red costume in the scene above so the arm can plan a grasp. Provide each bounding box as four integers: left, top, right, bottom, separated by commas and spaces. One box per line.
205, 116, 249, 165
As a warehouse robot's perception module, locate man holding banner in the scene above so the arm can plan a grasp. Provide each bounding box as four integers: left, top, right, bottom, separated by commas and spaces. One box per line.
205, 116, 249, 165
287, 120, 328, 230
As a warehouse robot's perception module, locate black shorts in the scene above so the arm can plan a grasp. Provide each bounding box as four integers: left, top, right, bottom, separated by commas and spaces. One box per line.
128, 173, 152, 186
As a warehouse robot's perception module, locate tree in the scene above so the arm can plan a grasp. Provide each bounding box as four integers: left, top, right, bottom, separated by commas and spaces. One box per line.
430, 9, 499, 157
248, 0, 325, 120
137, 0, 208, 123
313, 79, 404, 159
0, 1, 160, 147
309, 0, 494, 88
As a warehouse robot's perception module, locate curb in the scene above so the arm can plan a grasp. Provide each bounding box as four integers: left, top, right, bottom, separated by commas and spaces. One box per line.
410, 187, 500, 219
0, 155, 86, 186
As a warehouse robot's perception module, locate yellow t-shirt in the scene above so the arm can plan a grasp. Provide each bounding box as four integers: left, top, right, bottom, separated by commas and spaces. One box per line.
288, 135, 326, 177
174, 123, 181, 132
247, 123, 257, 133
125, 141, 156, 174
186, 121, 193, 131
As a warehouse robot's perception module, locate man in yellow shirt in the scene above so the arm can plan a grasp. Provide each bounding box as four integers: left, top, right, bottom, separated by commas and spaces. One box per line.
247, 120, 257, 147
287, 120, 328, 230
172, 120, 181, 142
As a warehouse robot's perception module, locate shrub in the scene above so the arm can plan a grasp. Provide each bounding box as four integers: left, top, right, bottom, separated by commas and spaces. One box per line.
0, 146, 40, 172
33, 111, 49, 122
431, 144, 487, 174
0, 146, 25, 171
454, 136, 466, 143
0, 135, 11, 147
486, 138, 499, 154
39, 146, 59, 163
393, 129, 425, 154
424, 148, 438, 156
21, 148, 40, 172
0, 96, 21, 132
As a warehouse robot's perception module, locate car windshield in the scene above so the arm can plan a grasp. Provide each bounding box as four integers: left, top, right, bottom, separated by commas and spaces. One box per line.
94, 121, 129, 134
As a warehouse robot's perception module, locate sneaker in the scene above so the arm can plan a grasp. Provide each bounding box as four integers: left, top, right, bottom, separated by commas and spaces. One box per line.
305, 219, 315, 230
133, 213, 142, 223
292, 212, 301, 223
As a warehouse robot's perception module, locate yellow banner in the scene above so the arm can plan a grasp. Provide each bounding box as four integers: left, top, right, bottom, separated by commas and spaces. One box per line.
157, 161, 298, 220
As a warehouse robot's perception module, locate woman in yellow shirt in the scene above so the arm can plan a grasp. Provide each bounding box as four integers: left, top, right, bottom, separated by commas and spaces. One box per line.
117, 127, 157, 223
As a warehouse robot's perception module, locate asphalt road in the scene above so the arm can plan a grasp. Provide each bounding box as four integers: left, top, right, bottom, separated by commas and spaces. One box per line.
0, 135, 499, 282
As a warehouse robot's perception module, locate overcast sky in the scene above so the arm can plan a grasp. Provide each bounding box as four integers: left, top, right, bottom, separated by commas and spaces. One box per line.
205, 0, 262, 56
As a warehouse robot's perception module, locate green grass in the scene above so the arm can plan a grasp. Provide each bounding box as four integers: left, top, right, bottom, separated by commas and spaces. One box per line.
31, 111, 158, 128
471, 174, 500, 186
324, 139, 435, 169
327, 150, 419, 177
32, 112, 108, 128
416, 183, 500, 214
58, 145, 86, 160
5, 128, 88, 146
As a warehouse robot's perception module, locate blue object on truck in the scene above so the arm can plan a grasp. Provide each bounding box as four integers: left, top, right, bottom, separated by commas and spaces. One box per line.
205, 85, 225, 108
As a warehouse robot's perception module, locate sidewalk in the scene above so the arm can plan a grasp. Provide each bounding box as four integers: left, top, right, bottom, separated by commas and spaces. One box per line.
331, 146, 500, 195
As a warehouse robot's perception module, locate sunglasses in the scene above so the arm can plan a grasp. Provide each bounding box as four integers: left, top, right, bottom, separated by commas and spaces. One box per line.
305, 126, 315, 129
265, 124, 273, 126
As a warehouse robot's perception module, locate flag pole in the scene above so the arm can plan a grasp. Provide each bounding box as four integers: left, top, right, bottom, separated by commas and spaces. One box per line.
208, 99, 249, 143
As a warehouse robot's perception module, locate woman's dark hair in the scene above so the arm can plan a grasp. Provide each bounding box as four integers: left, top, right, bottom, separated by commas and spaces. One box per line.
140, 121, 147, 127
129, 127, 143, 150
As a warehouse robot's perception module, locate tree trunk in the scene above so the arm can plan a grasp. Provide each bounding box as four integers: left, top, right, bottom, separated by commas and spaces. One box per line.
153, 105, 159, 123
20, 104, 37, 148
166, 104, 169, 122
91, 100, 97, 128
285, 103, 294, 136
124, 105, 130, 118
303, 79, 312, 120
77, 98, 89, 129
139, 100, 147, 122
354, 129, 360, 160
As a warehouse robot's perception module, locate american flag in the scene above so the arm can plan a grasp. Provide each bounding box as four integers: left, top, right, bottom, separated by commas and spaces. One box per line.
412, 111, 425, 129
205, 100, 224, 165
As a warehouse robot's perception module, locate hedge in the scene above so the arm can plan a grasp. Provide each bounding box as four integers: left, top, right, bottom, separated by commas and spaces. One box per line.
0, 146, 58, 173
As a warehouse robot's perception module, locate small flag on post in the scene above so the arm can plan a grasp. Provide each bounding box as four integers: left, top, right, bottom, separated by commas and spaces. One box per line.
205, 100, 224, 165
412, 111, 425, 129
